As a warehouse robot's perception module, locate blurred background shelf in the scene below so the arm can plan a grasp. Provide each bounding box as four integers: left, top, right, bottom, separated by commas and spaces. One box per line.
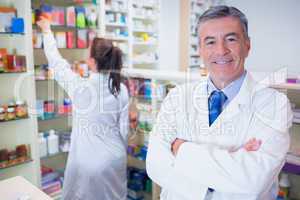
0, 159, 33, 171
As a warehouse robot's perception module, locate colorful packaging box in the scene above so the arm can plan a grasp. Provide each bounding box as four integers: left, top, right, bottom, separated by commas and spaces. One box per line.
66, 6, 76, 27
55, 32, 67, 48
77, 29, 87, 48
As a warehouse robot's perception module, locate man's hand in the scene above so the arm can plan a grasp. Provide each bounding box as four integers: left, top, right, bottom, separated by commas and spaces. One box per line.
36, 17, 51, 33
172, 137, 261, 156
243, 138, 262, 151
171, 138, 186, 156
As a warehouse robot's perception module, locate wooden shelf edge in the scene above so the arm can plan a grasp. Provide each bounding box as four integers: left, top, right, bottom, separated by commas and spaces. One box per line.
0, 116, 30, 124
0, 158, 33, 170
40, 151, 68, 160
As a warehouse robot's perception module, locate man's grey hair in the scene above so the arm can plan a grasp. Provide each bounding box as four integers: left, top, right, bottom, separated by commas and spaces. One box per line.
197, 5, 249, 39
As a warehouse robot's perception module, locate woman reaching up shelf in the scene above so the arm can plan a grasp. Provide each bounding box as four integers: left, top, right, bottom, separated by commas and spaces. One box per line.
37, 17, 129, 200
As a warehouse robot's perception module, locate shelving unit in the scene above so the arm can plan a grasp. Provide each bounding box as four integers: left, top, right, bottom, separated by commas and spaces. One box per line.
102, 0, 130, 67
130, 0, 160, 69
0, 0, 40, 186
124, 68, 204, 200
269, 80, 300, 199
0, 116, 30, 123
271, 83, 300, 91
40, 152, 68, 161
30, 0, 162, 71
0, 71, 27, 74
0, 159, 33, 170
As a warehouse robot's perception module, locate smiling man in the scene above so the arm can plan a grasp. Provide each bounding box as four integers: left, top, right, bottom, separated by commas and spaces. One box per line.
146, 6, 293, 200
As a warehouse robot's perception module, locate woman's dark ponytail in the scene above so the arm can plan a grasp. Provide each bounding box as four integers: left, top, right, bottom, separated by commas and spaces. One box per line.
108, 46, 122, 96
90, 38, 123, 97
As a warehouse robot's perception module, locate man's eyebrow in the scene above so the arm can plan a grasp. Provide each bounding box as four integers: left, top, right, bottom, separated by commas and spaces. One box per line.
203, 32, 239, 42
203, 36, 215, 42
225, 32, 239, 38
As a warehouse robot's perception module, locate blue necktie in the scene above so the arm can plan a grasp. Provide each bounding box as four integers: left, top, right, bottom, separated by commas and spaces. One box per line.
208, 90, 227, 126
207, 90, 227, 193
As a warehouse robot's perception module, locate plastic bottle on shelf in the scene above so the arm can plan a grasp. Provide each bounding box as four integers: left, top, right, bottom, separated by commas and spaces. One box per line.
87, 7, 97, 28
38, 132, 47, 158
278, 173, 291, 200
47, 129, 59, 155
144, 80, 152, 100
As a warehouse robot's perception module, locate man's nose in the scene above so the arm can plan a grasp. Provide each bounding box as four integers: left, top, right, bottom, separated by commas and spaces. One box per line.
215, 41, 230, 56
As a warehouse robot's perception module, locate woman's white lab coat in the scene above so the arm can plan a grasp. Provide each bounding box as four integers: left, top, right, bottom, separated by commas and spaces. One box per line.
42, 32, 129, 200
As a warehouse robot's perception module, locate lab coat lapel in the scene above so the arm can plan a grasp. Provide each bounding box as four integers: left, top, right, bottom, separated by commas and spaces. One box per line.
208, 73, 256, 134
192, 80, 210, 138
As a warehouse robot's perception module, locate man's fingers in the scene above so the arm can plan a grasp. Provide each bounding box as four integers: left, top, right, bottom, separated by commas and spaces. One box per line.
244, 138, 262, 151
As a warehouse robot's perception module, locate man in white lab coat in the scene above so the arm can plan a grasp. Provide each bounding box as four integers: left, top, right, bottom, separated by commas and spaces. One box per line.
146, 6, 293, 200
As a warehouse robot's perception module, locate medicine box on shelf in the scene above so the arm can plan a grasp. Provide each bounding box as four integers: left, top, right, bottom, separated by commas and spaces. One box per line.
0, 144, 32, 170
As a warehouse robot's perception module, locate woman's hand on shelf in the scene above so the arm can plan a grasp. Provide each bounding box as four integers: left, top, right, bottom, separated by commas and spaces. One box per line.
36, 17, 51, 34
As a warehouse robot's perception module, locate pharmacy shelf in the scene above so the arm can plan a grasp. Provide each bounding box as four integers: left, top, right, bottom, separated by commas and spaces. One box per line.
132, 61, 158, 66
142, 5, 158, 9
106, 22, 128, 28
270, 83, 300, 91
284, 162, 300, 175
128, 155, 146, 166
133, 41, 157, 46
179, 0, 221, 71
189, 64, 201, 68
132, 3, 158, 9
0, 158, 33, 171
0, 70, 27, 74
137, 128, 151, 135
143, 192, 153, 200
43, 0, 98, 5
0, 117, 30, 124
35, 78, 55, 81
0, 0, 40, 186
34, 47, 89, 50
122, 68, 205, 82
132, 29, 155, 34
132, 16, 156, 21
105, 8, 128, 14
38, 114, 71, 122
132, 96, 152, 104
32, 25, 97, 30
270, 77, 300, 197
0, 32, 25, 35
105, 36, 129, 41
283, 154, 300, 175
40, 152, 68, 160
294, 122, 300, 125
286, 154, 300, 165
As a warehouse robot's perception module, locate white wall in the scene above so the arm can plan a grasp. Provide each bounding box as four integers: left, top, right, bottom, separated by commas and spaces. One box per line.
159, 0, 300, 75
158, 0, 180, 70
225, 0, 300, 75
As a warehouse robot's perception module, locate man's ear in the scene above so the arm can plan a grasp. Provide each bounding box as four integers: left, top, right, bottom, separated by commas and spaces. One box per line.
245, 37, 251, 57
